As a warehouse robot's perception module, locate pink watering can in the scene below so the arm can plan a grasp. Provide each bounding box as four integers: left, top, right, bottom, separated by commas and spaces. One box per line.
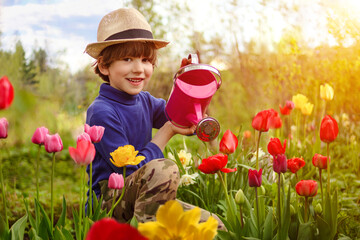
165, 53, 221, 142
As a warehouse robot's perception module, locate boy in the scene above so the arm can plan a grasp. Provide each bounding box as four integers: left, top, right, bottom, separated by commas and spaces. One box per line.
85, 8, 224, 229
85, 7, 196, 222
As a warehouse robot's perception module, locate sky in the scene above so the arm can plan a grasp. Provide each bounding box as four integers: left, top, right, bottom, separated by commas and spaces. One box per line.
1, 0, 360, 73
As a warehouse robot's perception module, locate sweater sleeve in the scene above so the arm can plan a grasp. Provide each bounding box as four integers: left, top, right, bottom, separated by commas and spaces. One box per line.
88, 104, 164, 176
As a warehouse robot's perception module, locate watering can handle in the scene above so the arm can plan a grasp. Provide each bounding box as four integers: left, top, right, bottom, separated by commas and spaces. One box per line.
174, 54, 222, 89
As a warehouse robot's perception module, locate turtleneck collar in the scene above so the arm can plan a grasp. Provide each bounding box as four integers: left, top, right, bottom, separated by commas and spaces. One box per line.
99, 83, 139, 105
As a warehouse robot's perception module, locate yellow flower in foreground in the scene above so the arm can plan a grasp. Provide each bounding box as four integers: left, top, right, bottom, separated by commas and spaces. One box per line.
138, 200, 218, 240
320, 83, 334, 101
301, 102, 314, 116
109, 145, 145, 167
292, 94, 308, 110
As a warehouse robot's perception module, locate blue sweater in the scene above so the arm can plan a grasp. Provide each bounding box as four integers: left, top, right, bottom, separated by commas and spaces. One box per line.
86, 83, 168, 197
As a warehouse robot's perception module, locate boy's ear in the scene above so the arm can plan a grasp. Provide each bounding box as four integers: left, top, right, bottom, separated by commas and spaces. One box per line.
97, 57, 109, 76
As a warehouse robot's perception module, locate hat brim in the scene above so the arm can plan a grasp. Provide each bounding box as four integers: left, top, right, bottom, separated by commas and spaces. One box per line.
85, 39, 169, 59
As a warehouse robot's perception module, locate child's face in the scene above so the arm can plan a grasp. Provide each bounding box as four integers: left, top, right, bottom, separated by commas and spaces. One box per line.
101, 56, 153, 95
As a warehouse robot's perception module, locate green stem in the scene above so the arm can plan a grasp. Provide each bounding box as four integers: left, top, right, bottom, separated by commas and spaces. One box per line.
319, 169, 324, 207
255, 187, 260, 237
108, 167, 127, 218
217, 170, 235, 225
239, 205, 244, 228
304, 196, 309, 222
89, 162, 93, 217
51, 152, 55, 233
326, 143, 331, 194
36, 145, 41, 201
277, 173, 281, 239
79, 165, 84, 238
256, 131, 262, 170
0, 152, 8, 229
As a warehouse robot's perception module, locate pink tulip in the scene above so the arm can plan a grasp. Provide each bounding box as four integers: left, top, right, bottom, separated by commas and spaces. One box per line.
248, 168, 262, 187
108, 173, 124, 189
273, 154, 287, 173
31, 127, 49, 145
0, 118, 9, 139
84, 124, 105, 143
77, 132, 91, 143
69, 139, 96, 165
44, 133, 63, 153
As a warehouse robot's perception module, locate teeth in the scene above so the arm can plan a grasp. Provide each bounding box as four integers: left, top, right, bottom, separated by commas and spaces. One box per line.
128, 79, 142, 83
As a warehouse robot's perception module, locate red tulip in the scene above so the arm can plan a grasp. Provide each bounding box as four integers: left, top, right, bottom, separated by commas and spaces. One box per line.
108, 173, 124, 189
279, 100, 294, 115
320, 115, 338, 143
312, 153, 329, 169
268, 109, 282, 129
295, 180, 318, 197
77, 132, 91, 143
198, 154, 237, 174
0, 118, 9, 139
31, 127, 49, 145
84, 124, 105, 143
0, 76, 14, 110
69, 139, 95, 165
248, 168, 262, 187
267, 138, 286, 156
287, 157, 306, 173
219, 129, 238, 155
273, 154, 287, 174
252, 109, 273, 132
85, 218, 148, 240
44, 133, 63, 153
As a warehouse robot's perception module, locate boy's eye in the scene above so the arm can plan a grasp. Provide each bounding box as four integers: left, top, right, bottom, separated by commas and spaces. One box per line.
122, 58, 132, 62
142, 58, 150, 63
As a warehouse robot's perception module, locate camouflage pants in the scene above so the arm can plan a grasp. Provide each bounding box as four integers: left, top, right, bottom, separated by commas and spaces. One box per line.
99, 158, 225, 230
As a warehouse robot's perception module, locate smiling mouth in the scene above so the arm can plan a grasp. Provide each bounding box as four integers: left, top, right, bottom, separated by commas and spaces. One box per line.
127, 78, 143, 83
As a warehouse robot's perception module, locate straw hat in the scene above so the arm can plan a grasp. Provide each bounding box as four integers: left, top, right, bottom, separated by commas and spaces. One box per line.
85, 8, 169, 59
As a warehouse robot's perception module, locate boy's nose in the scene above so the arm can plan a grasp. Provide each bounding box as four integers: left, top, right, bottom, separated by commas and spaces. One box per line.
132, 59, 144, 72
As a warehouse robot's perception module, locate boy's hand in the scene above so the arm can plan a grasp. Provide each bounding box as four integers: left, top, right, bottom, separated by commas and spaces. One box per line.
151, 122, 196, 152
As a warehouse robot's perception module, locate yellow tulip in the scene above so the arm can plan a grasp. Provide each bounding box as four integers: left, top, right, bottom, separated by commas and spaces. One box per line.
292, 94, 308, 110
320, 83, 334, 101
138, 200, 218, 240
301, 102, 314, 116
109, 145, 145, 167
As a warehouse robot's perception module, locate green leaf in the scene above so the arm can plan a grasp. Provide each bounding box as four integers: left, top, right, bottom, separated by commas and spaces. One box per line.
38, 217, 50, 240
129, 216, 138, 228
10, 214, 28, 240
296, 222, 315, 240
55, 196, 67, 229
0, 214, 10, 240
279, 185, 291, 240
37, 199, 53, 239
263, 207, 273, 240
28, 228, 43, 240
315, 215, 331, 240
215, 230, 233, 240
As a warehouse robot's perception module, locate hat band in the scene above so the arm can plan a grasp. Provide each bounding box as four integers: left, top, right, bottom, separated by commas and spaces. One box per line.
105, 29, 154, 41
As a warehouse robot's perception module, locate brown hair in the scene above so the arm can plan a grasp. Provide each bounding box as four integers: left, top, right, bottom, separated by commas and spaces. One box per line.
94, 41, 158, 82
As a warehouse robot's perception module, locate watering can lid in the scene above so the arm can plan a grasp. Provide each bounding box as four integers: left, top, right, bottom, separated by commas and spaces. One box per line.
174, 54, 222, 89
